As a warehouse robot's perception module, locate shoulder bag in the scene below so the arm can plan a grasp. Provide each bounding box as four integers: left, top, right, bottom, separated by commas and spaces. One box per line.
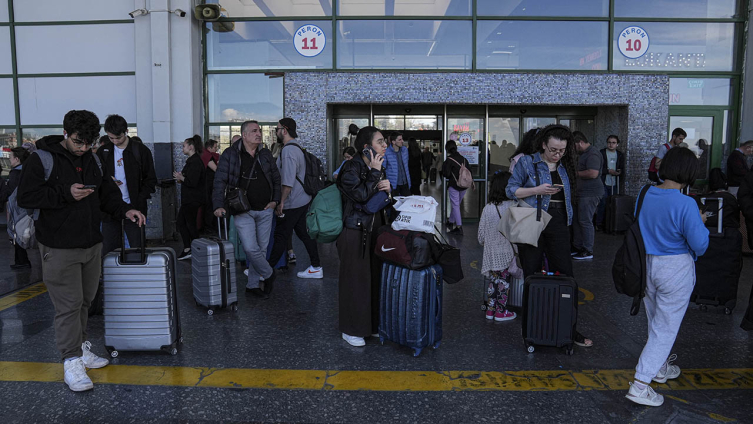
497, 157, 552, 247
225, 156, 258, 215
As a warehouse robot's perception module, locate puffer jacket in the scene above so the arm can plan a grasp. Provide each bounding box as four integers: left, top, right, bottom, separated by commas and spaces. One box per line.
383, 145, 411, 190
213, 139, 281, 212
337, 154, 383, 230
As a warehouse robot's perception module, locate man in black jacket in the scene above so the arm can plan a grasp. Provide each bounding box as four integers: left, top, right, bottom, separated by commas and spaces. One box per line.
214, 120, 281, 299
97, 114, 156, 255
596, 135, 626, 229
727, 140, 752, 195
17, 110, 145, 392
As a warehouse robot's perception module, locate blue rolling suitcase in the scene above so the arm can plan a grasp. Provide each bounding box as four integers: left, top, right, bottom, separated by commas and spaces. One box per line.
379, 263, 443, 357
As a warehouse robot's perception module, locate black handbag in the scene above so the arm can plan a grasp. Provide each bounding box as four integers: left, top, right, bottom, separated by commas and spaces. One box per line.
226, 158, 258, 215
429, 226, 464, 284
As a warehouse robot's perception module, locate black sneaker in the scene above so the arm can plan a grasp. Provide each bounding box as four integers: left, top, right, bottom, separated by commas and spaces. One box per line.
10, 263, 31, 270
246, 287, 268, 299
573, 251, 593, 260
262, 269, 277, 295
449, 226, 463, 235
177, 250, 192, 261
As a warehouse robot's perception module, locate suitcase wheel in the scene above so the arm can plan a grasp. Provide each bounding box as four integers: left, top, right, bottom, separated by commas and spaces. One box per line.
231, 304, 238, 312
725, 308, 732, 315
179, 337, 184, 344
700, 305, 708, 312
207, 309, 214, 316
433, 341, 441, 350
526, 345, 535, 354
566, 345, 574, 356
170, 347, 178, 356
413, 347, 423, 357
480, 303, 487, 312
110, 350, 119, 358
379, 336, 384, 345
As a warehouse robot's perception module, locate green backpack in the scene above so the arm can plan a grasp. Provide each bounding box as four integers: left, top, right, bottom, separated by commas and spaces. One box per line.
306, 184, 343, 243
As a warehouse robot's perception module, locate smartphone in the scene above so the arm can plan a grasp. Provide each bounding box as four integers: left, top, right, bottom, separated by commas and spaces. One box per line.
82, 184, 97, 190
552, 184, 564, 189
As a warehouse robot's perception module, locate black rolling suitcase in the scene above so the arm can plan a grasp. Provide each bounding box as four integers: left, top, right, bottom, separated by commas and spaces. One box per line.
522, 274, 577, 355
429, 168, 437, 183
692, 197, 743, 314
605, 177, 634, 234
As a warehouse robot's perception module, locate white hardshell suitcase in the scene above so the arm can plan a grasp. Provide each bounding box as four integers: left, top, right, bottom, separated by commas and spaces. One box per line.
103, 224, 182, 358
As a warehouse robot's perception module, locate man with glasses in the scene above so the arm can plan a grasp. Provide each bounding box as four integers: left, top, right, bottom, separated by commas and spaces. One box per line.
97, 114, 156, 256
17, 110, 146, 392
213, 120, 281, 298
572, 131, 603, 260
595, 135, 625, 230
268, 117, 324, 281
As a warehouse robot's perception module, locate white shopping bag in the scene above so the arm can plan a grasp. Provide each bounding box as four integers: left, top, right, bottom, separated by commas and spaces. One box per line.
391, 196, 438, 234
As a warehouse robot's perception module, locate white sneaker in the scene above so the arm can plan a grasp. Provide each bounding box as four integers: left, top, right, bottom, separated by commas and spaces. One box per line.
625, 382, 664, 406
81, 341, 109, 369
653, 354, 681, 383
342, 333, 365, 347
297, 266, 323, 279
63, 357, 94, 392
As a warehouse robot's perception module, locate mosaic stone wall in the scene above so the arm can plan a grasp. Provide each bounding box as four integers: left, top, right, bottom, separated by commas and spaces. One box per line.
285, 72, 670, 196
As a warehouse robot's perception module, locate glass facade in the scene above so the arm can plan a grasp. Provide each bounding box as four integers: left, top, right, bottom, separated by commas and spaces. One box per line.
478, 0, 609, 17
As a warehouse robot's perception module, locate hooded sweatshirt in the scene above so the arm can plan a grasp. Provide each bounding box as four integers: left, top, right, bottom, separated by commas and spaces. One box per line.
17, 135, 130, 249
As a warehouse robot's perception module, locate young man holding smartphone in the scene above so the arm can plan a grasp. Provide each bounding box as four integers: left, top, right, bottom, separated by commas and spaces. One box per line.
17, 110, 146, 392
596, 135, 626, 230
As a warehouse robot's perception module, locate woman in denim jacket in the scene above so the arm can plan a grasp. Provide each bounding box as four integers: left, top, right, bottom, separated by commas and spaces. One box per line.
505, 124, 593, 348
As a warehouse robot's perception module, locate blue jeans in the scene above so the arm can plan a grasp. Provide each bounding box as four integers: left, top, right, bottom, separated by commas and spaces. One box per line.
234, 208, 274, 289
573, 195, 601, 253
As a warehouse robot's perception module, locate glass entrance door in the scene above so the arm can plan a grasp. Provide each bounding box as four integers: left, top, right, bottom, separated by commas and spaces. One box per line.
446, 113, 485, 223
669, 111, 723, 182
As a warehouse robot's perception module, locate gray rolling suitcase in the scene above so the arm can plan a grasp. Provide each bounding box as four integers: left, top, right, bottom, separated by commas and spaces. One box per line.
103, 224, 182, 358
191, 217, 238, 315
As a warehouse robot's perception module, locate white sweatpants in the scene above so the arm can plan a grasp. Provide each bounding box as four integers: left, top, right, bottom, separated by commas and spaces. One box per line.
634, 253, 695, 383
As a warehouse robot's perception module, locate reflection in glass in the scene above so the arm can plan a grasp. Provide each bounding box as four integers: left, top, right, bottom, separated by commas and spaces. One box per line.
568, 119, 595, 145
488, 117, 520, 173
209, 125, 276, 154
669, 116, 713, 180
447, 117, 484, 179
207, 74, 283, 123
523, 117, 556, 133
477, 21, 608, 70
338, 0, 470, 16
206, 0, 332, 17
374, 116, 405, 131
612, 22, 736, 72
614, 0, 737, 19
338, 20, 472, 69
206, 21, 332, 70
406, 116, 438, 131
336, 118, 369, 170
22, 128, 62, 143
669, 78, 732, 106
0, 129, 18, 175
478, 0, 608, 17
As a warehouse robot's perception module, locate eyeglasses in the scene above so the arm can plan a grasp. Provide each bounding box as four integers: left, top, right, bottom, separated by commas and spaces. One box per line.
545, 146, 566, 156
275, 124, 288, 132
70, 137, 93, 147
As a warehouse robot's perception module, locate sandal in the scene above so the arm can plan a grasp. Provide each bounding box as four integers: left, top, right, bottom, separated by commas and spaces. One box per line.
574, 333, 594, 347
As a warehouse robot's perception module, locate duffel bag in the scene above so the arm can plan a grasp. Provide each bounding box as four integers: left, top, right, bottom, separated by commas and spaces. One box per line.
374, 226, 434, 270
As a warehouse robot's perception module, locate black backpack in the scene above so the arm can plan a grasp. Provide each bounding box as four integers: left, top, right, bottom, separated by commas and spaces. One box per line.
611, 184, 651, 316
283, 142, 327, 196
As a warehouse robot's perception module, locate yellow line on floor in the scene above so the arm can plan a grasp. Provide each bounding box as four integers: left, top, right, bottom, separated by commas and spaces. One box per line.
0, 361, 752, 392
0, 283, 47, 312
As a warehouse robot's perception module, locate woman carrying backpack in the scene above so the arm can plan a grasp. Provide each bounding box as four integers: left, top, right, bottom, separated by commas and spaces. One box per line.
0, 146, 32, 269
442, 139, 471, 234
336, 126, 391, 348
625, 147, 708, 407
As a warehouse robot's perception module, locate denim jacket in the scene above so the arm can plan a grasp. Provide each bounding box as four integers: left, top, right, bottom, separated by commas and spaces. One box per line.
505, 152, 573, 226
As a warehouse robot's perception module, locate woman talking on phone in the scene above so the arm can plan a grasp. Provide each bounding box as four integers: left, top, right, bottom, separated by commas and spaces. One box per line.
336, 126, 391, 347
505, 124, 593, 348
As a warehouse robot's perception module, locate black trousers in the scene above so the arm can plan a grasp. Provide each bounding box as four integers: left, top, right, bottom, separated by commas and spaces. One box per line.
268, 203, 320, 268
14, 243, 29, 265
517, 207, 574, 278
178, 203, 202, 251
101, 218, 143, 257
517, 206, 586, 341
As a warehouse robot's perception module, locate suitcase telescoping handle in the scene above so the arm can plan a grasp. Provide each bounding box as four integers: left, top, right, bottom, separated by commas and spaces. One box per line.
701, 197, 724, 235
217, 215, 230, 241
120, 219, 147, 265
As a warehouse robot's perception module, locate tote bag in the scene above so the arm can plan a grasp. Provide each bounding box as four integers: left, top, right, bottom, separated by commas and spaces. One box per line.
391, 196, 438, 234
497, 166, 551, 247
